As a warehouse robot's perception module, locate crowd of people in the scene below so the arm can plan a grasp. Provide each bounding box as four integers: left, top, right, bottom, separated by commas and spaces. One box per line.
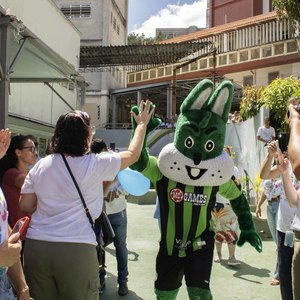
0, 95, 300, 300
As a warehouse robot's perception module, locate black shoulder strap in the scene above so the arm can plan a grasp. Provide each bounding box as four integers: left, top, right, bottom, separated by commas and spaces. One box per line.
60, 153, 95, 231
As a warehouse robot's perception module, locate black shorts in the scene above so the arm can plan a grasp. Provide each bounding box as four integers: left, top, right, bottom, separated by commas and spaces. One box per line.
154, 247, 214, 291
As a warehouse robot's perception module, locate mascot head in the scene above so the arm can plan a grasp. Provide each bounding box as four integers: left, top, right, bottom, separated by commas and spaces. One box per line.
158, 79, 234, 186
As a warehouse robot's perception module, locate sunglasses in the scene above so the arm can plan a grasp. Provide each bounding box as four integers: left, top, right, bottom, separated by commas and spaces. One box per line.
22, 146, 37, 153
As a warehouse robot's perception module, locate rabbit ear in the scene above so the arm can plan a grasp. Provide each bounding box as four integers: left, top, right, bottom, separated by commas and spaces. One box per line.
180, 79, 214, 114
208, 81, 234, 122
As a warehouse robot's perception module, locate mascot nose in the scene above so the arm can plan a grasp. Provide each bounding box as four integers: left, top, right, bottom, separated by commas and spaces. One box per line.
193, 153, 201, 165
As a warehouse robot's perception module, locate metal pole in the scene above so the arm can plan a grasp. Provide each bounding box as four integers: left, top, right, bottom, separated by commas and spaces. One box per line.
0, 15, 10, 129
172, 67, 176, 116
212, 47, 217, 88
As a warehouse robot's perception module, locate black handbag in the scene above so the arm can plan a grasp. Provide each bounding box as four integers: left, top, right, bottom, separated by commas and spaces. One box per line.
60, 154, 115, 262
94, 211, 115, 247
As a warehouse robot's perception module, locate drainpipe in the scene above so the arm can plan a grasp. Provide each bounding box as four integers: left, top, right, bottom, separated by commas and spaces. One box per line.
0, 14, 10, 129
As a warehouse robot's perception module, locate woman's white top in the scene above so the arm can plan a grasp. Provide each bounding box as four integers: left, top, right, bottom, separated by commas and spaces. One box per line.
21, 153, 121, 245
0, 188, 9, 275
277, 164, 299, 233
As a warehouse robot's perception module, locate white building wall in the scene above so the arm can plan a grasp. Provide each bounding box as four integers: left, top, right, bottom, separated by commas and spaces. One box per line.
54, 0, 128, 125
9, 83, 77, 126
1, 0, 80, 67
226, 63, 300, 87
0, 0, 82, 142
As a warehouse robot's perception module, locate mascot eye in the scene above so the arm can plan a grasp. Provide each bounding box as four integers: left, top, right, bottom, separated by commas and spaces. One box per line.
184, 137, 194, 148
204, 140, 215, 152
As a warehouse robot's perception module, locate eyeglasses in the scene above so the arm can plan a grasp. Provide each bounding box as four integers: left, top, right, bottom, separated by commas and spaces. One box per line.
22, 146, 37, 153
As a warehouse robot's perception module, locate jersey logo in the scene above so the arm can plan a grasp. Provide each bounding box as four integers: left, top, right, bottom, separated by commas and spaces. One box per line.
184, 193, 208, 206
169, 188, 184, 203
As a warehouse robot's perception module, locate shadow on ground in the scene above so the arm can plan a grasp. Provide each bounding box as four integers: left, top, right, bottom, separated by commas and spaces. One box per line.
103, 247, 140, 262
100, 271, 144, 299
219, 260, 271, 284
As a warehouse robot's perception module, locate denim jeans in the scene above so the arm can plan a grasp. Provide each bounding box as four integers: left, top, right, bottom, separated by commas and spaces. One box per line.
108, 209, 128, 283
267, 201, 279, 244
0, 272, 14, 300
267, 201, 279, 279
277, 230, 294, 300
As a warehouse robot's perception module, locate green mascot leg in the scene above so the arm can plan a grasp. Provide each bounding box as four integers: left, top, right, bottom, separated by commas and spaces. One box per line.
155, 288, 179, 300
187, 287, 213, 300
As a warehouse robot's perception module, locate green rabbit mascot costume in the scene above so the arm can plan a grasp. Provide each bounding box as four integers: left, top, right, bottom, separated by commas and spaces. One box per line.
130, 79, 262, 300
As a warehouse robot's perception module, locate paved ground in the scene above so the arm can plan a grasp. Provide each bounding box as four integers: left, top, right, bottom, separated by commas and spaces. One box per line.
100, 203, 281, 300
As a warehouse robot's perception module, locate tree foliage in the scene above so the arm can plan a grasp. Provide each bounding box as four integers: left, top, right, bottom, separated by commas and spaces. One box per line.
239, 85, 264, 120
273, 0, 300, 28
261, 76, 300, 130
128, 32, 166, 46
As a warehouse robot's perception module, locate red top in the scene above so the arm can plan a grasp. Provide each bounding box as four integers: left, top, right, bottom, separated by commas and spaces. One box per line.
1, 168, 26, 228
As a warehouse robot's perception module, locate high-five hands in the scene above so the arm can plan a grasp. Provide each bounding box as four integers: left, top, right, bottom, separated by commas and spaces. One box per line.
131, 99, 154, 127
0, 129, 11, 159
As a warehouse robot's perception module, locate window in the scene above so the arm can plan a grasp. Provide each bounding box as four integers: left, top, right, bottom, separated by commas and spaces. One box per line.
229, 53, 237, 64
200, 59, 207, 69
128, 74, 135, 83
268, 72, 279, 84
274, 43, 284, 55
136, 73, 141, 81
165, 66, 172, 76
243, 76, 253, 86
142, 71, 149, 80
68, 82, 75, 91
61, 4, 91, 18
250, 48, 260, 60
262, 45, 272, 57
150, 70, 156, 79
190, 62, 198, 71
287, 41, 297, 53
181, 65, 189, 73
239, 50, 249, 62
157, 68, 164, 77
218, 55, 227, 66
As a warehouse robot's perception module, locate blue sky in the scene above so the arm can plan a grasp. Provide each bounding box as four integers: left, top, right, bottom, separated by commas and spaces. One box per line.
128, 0, 207, 37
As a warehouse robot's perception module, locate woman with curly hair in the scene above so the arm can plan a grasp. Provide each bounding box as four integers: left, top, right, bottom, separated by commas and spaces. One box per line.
19, 103, 153, 300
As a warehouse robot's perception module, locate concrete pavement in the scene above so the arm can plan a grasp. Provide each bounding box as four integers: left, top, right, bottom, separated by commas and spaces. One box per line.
100, 203, 281, 300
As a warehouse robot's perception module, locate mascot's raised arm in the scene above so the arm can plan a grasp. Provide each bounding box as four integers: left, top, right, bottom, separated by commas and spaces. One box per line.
130, 79, 262, 300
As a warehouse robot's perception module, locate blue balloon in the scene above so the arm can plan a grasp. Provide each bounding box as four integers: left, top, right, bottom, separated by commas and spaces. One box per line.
117, 168, 150, 196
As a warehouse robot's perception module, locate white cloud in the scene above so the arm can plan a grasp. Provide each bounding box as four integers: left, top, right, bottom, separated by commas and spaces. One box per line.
131, 0, 207, 38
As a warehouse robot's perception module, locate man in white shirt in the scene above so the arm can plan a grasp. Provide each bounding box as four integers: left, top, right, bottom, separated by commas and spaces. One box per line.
257, 117, 276, 145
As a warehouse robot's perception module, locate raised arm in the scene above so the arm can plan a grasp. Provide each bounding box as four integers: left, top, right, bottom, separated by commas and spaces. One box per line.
288, 100, 300, 180
259, 141, 280, 179
119, 100, 154, 170
277, 158, 299, 208
0, 129, 11, 159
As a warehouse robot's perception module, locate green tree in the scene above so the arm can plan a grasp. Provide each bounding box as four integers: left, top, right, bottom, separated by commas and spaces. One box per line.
128, 32, 166, 46
239, 85, 264, 120
261, 76, 300, 131
273, 0, 300, 25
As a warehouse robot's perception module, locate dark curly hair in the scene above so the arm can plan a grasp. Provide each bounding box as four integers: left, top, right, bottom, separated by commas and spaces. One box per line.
90, 138, 108, 154
0, 135, 32, 183
51, 110, 91, 156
